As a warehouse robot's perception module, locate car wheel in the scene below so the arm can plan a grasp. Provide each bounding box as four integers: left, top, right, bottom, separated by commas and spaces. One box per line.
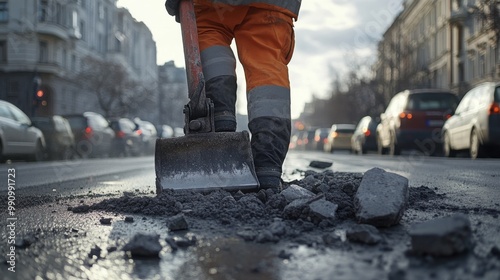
0, 142, 4, 163
360, 141, 366, 155
377, 137, 386, 155
443, 133, 456, 158
389, 135, 401, 156
32, 140, 45, 162
470, 129, 485, 159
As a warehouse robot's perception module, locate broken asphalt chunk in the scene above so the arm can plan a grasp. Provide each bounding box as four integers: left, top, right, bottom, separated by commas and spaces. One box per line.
71, 205, 90, 214
122, 233, 162, 258
309, 199, 338, 220
409, 213, 472, 256
281, 184, 315, 203
309, 161, 333, 169
354, 168, 409, 227
99, 217, 112, 225
167, 214, 189, 231
346, 224, 382, 245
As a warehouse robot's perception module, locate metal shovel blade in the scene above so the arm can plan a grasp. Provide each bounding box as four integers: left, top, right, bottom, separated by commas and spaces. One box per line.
155, 131, 259, 193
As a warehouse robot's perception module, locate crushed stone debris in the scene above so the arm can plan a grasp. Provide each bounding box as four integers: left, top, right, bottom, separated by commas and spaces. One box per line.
86, 169, 447, 243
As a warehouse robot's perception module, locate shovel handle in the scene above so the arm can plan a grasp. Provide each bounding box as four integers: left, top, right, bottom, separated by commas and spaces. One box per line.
179, 0, 207, 118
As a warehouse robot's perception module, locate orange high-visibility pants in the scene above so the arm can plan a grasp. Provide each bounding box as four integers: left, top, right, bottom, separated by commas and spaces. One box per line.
194, 0, 295, 123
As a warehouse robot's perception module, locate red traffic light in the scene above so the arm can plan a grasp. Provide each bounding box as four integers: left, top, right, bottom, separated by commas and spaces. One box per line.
36, 90, 44, 98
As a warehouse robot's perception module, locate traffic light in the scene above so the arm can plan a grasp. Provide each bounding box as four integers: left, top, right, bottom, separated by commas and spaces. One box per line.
35, 90, 47, 106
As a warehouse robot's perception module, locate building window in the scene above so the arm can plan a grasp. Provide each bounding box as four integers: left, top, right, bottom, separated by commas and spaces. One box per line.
8, 81, 20, 98
80, 20, 85, 41
39, 41, 48, 63
98, 3, 105, 20
71, 54, 76, 71
0, 40, 6, 62
0, 0, 8, 22
478, 54, 485, 77
38, 0, 49, 22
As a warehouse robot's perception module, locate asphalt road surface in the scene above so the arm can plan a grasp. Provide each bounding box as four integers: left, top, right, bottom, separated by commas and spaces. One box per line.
1, 150, 499, 280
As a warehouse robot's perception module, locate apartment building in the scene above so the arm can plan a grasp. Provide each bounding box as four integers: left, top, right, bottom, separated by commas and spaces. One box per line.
0, 0, 158, 122
375, 0, 499, 100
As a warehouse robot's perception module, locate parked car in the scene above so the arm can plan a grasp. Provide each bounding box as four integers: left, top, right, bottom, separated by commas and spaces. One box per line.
300, 128, 317, 151
134, 119, 158, 155
351, 116, 379, 155
109, 117, 142, 157
173, 127, 185, 137
376, 89, 459, 156
312, 128, 331, 151
289, 130, 305, 150
442, 82, 500, 159
31, 115, 75, 160
324, 124, 356, 153
0, 100, 46, 162
63, 112, 115, 158
157, 124, 174, 138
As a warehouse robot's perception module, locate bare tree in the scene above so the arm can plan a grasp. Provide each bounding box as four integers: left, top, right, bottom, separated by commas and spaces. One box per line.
76, 56, 139, 118
471, 0, 500, 45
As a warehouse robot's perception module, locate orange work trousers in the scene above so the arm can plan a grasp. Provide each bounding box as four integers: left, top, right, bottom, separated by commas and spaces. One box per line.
193, 0, 295, 92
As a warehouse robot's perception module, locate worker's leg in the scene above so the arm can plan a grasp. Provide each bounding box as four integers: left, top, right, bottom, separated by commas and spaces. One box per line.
194, 2, 247, 132
235, 8, 295, 188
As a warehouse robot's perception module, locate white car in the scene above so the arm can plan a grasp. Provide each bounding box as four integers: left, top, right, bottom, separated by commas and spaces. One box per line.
0, 100, 46, 162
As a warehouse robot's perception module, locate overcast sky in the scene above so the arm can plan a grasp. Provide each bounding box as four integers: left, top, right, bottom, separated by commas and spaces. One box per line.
117, 0, 403, 119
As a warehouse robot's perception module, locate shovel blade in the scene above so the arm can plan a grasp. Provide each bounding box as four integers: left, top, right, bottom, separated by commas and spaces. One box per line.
155, 131, 259, 193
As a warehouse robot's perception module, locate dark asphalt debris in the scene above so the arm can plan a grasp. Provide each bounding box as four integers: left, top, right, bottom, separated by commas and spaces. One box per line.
122, 233, 162, 258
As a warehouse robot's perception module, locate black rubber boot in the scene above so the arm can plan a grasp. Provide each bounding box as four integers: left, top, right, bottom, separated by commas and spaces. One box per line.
248, 116, 291, 190
205, 75, 237, 132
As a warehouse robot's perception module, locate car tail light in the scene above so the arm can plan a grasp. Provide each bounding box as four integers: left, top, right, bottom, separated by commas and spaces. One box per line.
314, 135, 320, 142
84, 127, 93, 138
116, 131, 125, 138
135, 129, 143, 135
363, 128, 371, 137
323, 138, 329, 144
399, 112, 413, 119
332, 132, 338, 138
489, 102, 500, 115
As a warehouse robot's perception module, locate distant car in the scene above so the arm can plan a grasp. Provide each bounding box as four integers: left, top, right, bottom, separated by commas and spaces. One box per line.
324, 124, 356, 153
0, 100, 46, 162
109, 118, 142, 157
312, 128, 330, 151
290, 130, 305, 150
351, 116, 379, 155
300, 129, 317, 151
63, 112, 115, 158
376, 89, 459, 156
32, 115, 75, 160
157, 124, 174, 138
134, 119, 158, 155
173, 127, 184, 137
442, 82, 500, 159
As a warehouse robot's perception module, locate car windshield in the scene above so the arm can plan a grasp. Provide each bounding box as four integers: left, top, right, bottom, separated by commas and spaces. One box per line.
407, 93, 459, 111
337, 128, 355, 133
32, 119, 51, 130
66, 117, 87, 129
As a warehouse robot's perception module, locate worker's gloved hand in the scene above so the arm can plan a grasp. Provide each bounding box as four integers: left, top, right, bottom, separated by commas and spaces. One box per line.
165, 0, 181, 22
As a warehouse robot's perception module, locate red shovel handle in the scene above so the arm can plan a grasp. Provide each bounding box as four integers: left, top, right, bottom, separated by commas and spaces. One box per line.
179, 0, 207, 118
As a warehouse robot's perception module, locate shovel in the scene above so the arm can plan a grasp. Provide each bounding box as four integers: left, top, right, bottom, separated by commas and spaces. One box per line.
155, 0, 259, 193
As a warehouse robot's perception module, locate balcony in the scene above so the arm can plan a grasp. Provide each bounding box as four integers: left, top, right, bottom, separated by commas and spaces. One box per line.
37, 21, 69, 40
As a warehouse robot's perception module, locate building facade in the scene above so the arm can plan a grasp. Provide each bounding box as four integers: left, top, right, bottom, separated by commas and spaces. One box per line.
375, 0, 499, 101
0, 0, 158, 123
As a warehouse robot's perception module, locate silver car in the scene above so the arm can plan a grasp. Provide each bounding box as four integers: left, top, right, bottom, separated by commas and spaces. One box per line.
442, 82, 500, 159
0, 100, 46, 162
